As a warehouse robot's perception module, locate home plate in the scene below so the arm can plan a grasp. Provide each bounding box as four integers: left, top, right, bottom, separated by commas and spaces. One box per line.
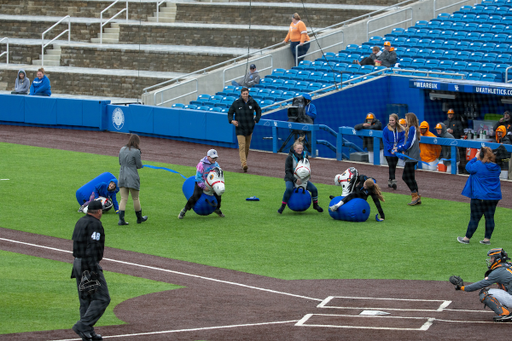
360, 310, 391, 316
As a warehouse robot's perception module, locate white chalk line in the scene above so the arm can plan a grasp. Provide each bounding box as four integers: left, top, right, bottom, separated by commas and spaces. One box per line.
49, 320, 299, 341
0, 237, 322, 301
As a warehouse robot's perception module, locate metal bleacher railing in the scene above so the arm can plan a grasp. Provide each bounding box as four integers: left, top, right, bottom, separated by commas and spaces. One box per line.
41, 15, 70, 67
100, 0, 128, 44
0, 37, 8, 64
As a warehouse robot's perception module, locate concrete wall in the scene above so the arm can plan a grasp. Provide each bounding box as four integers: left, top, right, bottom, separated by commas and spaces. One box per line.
142, 0, 476, 107
0, 0, 155, 20
0, 20, 100, 42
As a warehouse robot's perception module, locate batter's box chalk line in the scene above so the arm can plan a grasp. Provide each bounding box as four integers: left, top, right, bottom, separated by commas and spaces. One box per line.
295, 313, 436, 331
317, 296, 452, 312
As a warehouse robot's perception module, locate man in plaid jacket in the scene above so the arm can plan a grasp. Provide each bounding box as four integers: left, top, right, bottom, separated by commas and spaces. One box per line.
227, 87, 262, 172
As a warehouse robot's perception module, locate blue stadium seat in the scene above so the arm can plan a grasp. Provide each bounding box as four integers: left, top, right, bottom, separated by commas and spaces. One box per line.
220, 108, 229, 113
449, 13, 463, 20
469, 42, 484, 50
429, 39, 446, 49
452, 61, 469, 70
392, 37, 407, 47
462, 14, 477, 22
457, 5, 473, 13
363, 36, 384, 47
452, 31, 468, 41
482, 74, 498, 82
209, 95, 224, 103
411, 28, 429, 38
427, 20, 442, 29
425, 59, 440, 69
398, 57, 413, 67
463, 32, 480, 41
195, 106, 210, 111
437, 12, 451, 20
439, 21, 454, 30
417, 48, 432, 56
453, 51, 470, 61
496, 53, 512, 62
438, 60, 455, 69
405, 38, 419, 47
469, 52, 485, 61
430, 49, 446, 59
346, 53, 363, 63
428, 29, 443, 38
282, 91, 299, 99
495, 43, 511, 52
318, 52, 336, 61
411, 58, 426, 67
491, 23, 507, 32
209, 107, 223, 112
172, 103, 185, 109
454, 41, 470, 51
482, 43, 497, 52
346, 64, 362, 74
266, 79, 284, 89
295, 81, 311, 92
481, 63, 497, 72
360, 65, 375, 73
281, 80, 297, 90
417, 39, 432, 47
476, 23, 493, 32
222, 96, 236, 103
479, 33, 496, 42
467, 62, 483, 71
488, 15, 504, 24
443, 40, 457, 49
493, 33, 509, 43
357, 45, 372, 55
257, 88, 272, 96
414, 20, 429, 27
484, 52, 499, 61
308, 72, 324, 83
467, 72, 483, 80
291, 61, 310, 71
283, 69, 298, 79
266, 90, 283, 100
216, 85, 236, 96
184, 104, 197, 110
334, 63, 349, 72
307, 83, 323, 93
401, 47, 419, 58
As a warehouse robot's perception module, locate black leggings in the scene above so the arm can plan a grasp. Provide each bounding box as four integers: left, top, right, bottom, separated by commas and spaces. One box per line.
385, 156, 399, 180
465, 199, 499, 240
402, 161, 418, 192
185, 183, 221, 211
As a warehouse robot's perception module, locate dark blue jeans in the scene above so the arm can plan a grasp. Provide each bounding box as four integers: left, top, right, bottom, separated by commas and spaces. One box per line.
465, 199, 499, 239
282, 180, 318, 203
290, 41, 310, 65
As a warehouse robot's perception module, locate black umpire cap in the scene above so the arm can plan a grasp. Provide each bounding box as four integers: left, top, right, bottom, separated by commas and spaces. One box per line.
88, 201, 103, 211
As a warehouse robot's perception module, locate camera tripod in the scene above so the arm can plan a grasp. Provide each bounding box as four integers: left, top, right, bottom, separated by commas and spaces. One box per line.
277, 129, 312, 154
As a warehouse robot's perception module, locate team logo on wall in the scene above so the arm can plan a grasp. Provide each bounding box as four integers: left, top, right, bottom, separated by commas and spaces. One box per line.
112, 108, 125, 130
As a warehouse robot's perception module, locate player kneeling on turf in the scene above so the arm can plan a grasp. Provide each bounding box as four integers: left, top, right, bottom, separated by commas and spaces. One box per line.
449, 248, 512, 322
329, 172, 385, 221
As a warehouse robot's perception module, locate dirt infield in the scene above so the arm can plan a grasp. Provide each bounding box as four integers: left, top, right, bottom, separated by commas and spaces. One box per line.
2, 125, 512, 340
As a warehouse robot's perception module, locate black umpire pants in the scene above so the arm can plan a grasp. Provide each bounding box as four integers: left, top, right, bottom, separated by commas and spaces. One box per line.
465, 199, 500, 240
72, 258, 111, 333
185, 183, 221, 211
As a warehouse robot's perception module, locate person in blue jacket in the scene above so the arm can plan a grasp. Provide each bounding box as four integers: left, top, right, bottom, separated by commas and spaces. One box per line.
382, 113, 405, 190
393, 112, 422, 206
29, 68, 51, 96
457, 147, 502, 245
79, 179, 120, 214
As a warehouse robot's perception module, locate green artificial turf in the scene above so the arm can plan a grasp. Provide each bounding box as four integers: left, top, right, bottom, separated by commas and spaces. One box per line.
0, 250, 182, 334
2, 142, 512, 285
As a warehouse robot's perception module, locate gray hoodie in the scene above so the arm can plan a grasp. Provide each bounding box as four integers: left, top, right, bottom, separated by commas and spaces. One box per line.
436, 122, 459, 164
14, 69, 30, 94
238, 70, 260, 88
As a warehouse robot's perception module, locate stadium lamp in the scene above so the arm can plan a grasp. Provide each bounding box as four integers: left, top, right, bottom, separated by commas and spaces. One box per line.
429, 92, 456, 100
501, 98, 512, 104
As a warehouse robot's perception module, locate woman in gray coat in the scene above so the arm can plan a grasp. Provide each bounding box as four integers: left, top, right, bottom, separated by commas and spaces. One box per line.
118, 134, 148, 225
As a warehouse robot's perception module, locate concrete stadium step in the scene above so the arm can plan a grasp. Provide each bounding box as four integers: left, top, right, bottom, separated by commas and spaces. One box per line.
6, 38, 254, 73
32, 59, 60, 66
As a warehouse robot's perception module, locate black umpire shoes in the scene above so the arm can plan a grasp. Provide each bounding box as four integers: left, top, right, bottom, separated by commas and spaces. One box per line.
91, 331, 103, 340
72, 324, 92, 341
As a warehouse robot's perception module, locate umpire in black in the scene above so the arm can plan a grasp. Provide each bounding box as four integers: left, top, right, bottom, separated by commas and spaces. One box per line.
228, 87, 262, 173
71, 200, 110, 341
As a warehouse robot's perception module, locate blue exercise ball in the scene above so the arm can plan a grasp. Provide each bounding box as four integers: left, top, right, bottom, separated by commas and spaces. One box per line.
328, 196, 370, 222
287, 187, 312, 212
182, 176, 218, 216
76, 172, 116, 205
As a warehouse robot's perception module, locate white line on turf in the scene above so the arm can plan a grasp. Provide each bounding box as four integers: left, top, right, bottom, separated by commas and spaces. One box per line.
50, 319, 299, 341
0, 237, 322, 301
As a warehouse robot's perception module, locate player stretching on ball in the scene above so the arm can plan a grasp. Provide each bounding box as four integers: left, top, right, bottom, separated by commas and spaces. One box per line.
450, 248, 512, 322
329, 173, 385, 221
